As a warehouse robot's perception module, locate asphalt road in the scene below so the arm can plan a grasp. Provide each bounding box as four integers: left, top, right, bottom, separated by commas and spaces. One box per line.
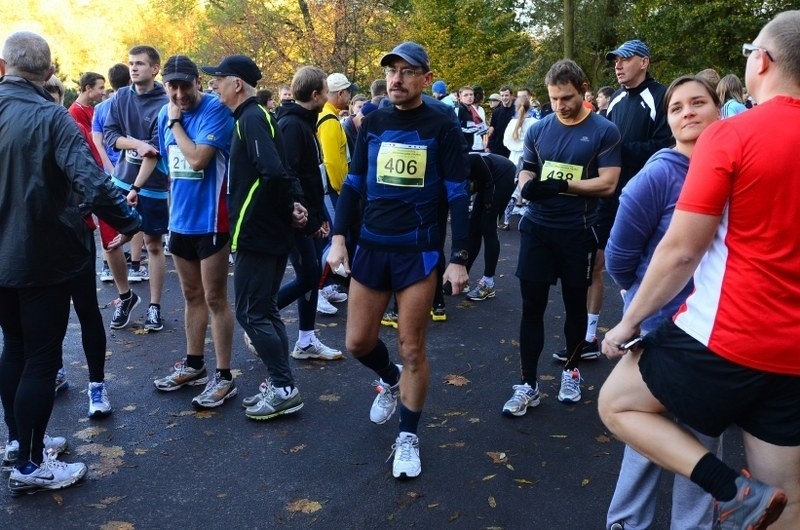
0, 225, 745, 529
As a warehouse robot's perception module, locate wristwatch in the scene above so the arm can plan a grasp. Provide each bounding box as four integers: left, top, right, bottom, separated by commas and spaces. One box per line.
450, 249, 469, 265
130, 184, 141, 193
167, 118, 180, 129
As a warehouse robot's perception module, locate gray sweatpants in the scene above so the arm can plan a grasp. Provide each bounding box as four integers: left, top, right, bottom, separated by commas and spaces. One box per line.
606, 426, 722, 530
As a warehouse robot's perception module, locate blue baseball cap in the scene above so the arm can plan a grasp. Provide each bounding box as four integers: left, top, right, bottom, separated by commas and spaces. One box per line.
606, 40, 651, 60
380, 41, 430, 73
432, 80, 447, 94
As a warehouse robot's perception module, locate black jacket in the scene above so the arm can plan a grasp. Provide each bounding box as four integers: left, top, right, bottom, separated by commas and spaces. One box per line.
228, 97, 304, 255
0, 75, 141, 288
277, 101, 326, 235
606, 74, 673, 189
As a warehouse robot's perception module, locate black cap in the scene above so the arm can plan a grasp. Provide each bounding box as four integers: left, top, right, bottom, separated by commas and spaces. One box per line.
380, 41, 430, 73
200, 55, 262, 87
162, 55, 199, 84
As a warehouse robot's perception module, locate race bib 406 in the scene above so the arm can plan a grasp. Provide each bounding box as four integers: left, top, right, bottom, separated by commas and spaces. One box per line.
376, 142, 427, 187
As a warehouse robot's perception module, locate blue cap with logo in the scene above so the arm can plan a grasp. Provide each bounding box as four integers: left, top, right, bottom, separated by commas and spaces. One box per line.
606, 40, 651, 60
380, 41, 430, 73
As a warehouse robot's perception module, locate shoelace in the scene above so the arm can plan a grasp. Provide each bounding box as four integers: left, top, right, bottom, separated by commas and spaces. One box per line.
511, 384, 534, 403
371, 380, 395, 400
90, 385, 105, 403
147, 305, 160, 322
386, 437, 416, 463
258, 380, 276, 404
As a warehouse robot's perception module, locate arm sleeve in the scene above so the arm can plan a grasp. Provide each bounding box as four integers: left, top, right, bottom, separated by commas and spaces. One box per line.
605, 168, 661, 289
332, 123, 368, 237
103, 94, 124, 152
441, 123, 471, 253
622, 95, 672, 171
53, 111, 141, 235
521, 123, 540, 174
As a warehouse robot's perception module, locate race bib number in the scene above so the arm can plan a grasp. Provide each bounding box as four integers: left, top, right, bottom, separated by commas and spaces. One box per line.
125, 149, 143, 166
541, 160, 584, 182
376, 142, 427, 187
169, 145, 204, 180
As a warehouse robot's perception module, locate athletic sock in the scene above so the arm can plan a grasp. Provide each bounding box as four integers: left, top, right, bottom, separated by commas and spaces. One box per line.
298, 329, 315, 348
398, 402, 422, 436
131, 260, 140, 272
690, 452, 739, 501
120, 290, 131, 301
149, 303, 160, 310
216, 369, 232, 381
186, 355, 205, 370
356, 340, 399, 386
585, 313, 599, 342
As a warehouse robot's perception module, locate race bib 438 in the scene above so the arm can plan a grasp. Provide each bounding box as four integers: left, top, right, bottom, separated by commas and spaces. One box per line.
540, 160, 584, 182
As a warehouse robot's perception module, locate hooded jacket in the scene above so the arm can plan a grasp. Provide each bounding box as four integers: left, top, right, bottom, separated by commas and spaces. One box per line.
228, 97, 304, 255
605, 148, 693, 333
277, 101, 326, 235
0, 75, 141, 287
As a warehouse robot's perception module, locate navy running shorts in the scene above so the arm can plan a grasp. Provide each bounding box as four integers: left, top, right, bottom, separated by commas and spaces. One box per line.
350, 246, 440, 292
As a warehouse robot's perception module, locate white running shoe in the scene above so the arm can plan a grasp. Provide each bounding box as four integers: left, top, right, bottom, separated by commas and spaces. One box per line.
87, 382, 112, 417
320, 285, 348, 303
316, 295, 338, 315
557, 368, 583, 403
8, 452, 87, 495
290, 335, 343, 360
370, 365, 402, 424
390, 432, 421, 479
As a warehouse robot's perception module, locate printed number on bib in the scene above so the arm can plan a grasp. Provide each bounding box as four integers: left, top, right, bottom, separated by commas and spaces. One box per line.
125, 149, 143, 166
169, 145, 204, 180
540, 160, 583, 182
376, 142, 427, 187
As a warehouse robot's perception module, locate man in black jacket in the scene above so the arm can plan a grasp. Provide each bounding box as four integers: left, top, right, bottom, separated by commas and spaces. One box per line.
0, 31, 141, 495
202, 55, 308, 421
276, 66, 342, 361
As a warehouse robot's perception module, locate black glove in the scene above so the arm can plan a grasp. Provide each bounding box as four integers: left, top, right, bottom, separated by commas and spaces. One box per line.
521, 178, 569, 201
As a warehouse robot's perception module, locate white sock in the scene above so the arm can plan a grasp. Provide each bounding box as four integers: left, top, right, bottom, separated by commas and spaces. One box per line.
275, 385, 295, 399
481, 276, 494, 288
586, 313, 599, 342
298, 330, 315, 347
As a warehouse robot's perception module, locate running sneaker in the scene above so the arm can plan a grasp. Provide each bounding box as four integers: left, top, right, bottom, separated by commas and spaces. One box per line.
110, 291, 140, 330
557, 368, 583, 403
244, 381, 304, 420
8, 452, 87, 495
316, 295, 338, 315
144, 304, 163, 331
3, 436, 67, 471
430, 304, 446, 322
54, 367, 68, 396
290, 335, 343, 360
153, 359, 208, 391
320, 285, 348, 303
466, 280, 496, 301
127, 266, 149, 282
87, 382, 112, 417
381, 311, 399, 329
192, 372, 238, 409
389, 432, 421, 479
370, 366, 402, 424
502, 383, 541, 417
99, 266, 113, 283
717, 469, 787, 530
552, 339, 602, 362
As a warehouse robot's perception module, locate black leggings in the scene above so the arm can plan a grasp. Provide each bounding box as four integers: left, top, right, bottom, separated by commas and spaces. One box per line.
70, 269, 107, 382
518, 279, 588, 383
0, 282, 71, 466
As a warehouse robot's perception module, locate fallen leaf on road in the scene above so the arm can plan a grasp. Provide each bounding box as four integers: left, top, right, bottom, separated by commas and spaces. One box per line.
486, 452, 507, 464
550, 434, 567, 439
53, 493, 63, 506
515, 478, 533, 485
581, 478, 590, 487
483, 474, 496, 481
427, 503, 439, 508
290, 444, 306, 453
468, 417, 480, 423
194, 410, 215, 419
134, 448, 147, 455
122, 405, 136, 412
74, 426, 107, 442
132, 329, 149, 335
286, 498, 322, 514
438, 442, 465, 449
506, 464, 515, 471
407, 491, 422, 498
539, 375, 555, 381
596, 435, 611, 443
448, 511, 460, 522
100, 523, 135, 530
488, 496, 497, 508
319, 394, 340, 402
442, 374, 470, 386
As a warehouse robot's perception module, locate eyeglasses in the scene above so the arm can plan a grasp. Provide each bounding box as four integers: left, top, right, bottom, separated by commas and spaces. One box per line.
742, 43, 775, 62
384, 67, 425, 79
